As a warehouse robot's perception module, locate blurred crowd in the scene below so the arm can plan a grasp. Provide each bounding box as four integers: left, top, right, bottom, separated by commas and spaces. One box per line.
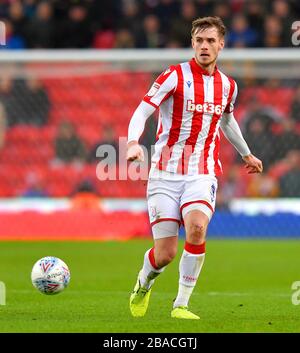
0, 0, 300, 49
0, 0, 299, 201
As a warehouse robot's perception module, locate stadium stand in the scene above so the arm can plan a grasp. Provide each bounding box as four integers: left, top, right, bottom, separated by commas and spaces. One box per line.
0, 0, 299, 202
1, 0, 300, 50
0, 69, 299, 199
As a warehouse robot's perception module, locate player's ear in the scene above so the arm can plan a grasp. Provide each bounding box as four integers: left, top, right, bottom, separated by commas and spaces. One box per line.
191, 37, 195, 49
219, 38, 225, 50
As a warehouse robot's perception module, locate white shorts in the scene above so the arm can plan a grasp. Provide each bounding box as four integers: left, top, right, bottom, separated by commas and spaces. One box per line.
147, 168, 218, 239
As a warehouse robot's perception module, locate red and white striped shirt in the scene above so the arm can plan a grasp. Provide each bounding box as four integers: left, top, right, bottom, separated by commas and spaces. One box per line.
143, 58, 237, 176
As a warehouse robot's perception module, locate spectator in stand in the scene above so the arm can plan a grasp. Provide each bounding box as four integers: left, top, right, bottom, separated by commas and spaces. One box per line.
165, 38, 181, 48
4, 78, 50, 126
57, 4, 93, 48
0, 0, 300, 49
279, 150, 300, 197
21, 171, 49, 197
71, 179, 101, 211
246, 174, 279, 198
152, 0, 180, 29
169, 0, 199, 47
54, 121, 86, 165
23, 78, 50, 125
290, 86, 300, 123
227, 14, 259, 47
262, 15, 283, 47
216, 164, 247, 209
269, 149, 300, 181
89, 125, 119, 164
92, 29, 115, 49
114, 28, 135, 48
118, 1, 142, 36
244, 0, 265, 45
276, 119, 300, 160
0, 1, 9, 18
9, 1, 28, 39
88, 0, 120, 36
25, 1, 56, 48
136, 14, 165, 48
271, 0, 295, 47
0, 19, 25, 50
213, 2, 231, 29
0, 102, 6, 150
0, 77, 15, 126
196, 0, 216, 17
242, 94, 283, 132
244, 117, 275, 171
23, 0, 37, 19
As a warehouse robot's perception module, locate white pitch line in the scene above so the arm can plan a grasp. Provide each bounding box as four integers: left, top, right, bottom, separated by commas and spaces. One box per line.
208, 292, 251, 296
206, 292, 290, 298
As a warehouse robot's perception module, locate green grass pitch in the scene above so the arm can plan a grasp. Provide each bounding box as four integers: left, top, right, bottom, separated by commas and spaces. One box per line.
0, 239, 299, 333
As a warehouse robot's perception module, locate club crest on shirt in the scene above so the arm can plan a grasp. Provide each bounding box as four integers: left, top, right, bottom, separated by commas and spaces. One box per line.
223, 85, 230, 98
147, 82, 160, 97
150, 206, 157, 219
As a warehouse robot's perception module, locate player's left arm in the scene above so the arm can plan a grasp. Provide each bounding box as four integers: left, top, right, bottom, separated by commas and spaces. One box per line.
220, 112, 263, 174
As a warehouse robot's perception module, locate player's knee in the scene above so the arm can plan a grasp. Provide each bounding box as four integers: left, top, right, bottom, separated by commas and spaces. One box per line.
187, 222, 206, 243
156, 247, 177, 267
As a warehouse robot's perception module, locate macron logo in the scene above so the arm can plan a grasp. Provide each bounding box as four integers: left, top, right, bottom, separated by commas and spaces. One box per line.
186, 100, 223, 115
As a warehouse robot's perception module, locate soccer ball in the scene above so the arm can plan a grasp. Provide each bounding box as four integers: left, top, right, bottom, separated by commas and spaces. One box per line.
31, 256, 71, 295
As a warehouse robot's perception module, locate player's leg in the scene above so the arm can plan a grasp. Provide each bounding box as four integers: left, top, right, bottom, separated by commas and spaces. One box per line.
171, 210, 209, 319
130, 222, 179, 318
130, 189, 181, 317
172, 177, 217, 319
139, 234, 178, 290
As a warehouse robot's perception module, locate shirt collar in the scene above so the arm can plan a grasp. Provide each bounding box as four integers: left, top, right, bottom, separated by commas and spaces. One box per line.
189, 58, 218, 76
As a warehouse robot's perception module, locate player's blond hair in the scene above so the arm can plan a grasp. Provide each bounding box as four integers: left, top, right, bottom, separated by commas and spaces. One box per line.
191, 16, 226, 38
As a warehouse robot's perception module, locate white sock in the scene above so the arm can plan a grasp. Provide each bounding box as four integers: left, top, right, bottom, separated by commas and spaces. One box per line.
173, 248, 205, 308
139, 248, 165, 290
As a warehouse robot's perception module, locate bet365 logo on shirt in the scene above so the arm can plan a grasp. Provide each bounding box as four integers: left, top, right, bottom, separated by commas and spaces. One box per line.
186, 100, 224, 115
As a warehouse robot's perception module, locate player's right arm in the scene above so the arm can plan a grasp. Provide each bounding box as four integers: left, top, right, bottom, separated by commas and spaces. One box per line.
127, 101, 156, 162
127, 67, 178, 162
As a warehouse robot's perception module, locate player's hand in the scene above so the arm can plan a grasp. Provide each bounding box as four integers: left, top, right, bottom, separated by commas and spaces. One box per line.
126, 141, 144, 162
242, 154, 263, 174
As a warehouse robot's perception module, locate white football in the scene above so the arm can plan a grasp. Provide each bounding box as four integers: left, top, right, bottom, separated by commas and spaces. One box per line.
31, 256, 71, 295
